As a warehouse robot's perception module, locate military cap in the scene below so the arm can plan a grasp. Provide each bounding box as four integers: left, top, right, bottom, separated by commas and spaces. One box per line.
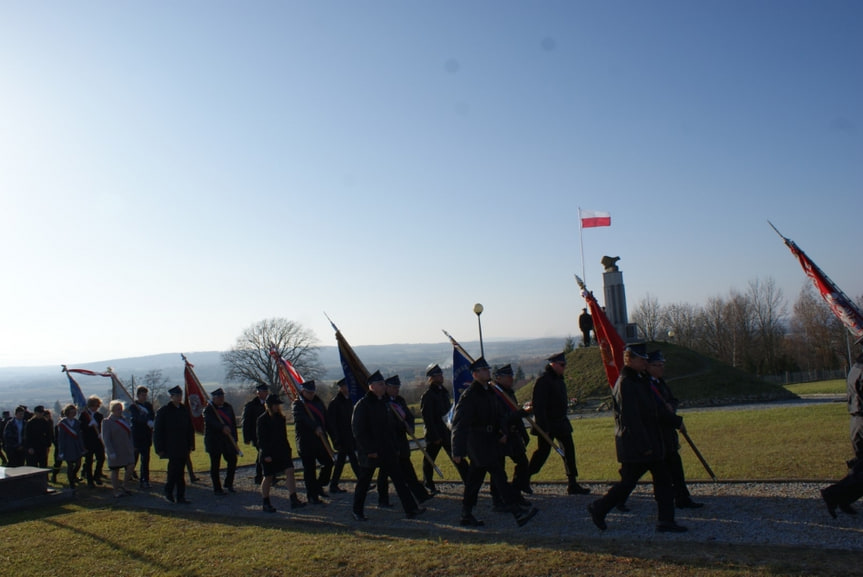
265, 393, 282, 406
367, 370, 385, 385
647, 350, 665, 364
625, 342, 649, 359
493, 364, 513, 377
301, 380, 316, 392
469, 357, 490, 372
385, 375, 402, 387
210, 388, 225, 397
426, 364, 443, 377
168, 385, 183, 396
255, 383, 270, 392
547, 351, 567, 364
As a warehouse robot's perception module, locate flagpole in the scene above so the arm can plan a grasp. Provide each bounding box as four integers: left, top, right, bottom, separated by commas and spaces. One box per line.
578, 207, 586, 285
182, 354, 243, 457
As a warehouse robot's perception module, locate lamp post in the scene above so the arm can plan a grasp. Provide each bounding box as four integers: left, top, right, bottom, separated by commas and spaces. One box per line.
473, 303, 485, 358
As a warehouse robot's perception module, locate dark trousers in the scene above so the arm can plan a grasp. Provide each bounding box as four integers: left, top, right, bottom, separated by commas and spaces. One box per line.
491, 450, 530, 503
65, 459, 81, 488
593, 460, 676, 524
26, 447, 49, 468
208, 449, 238, 491
6, 447, 26, 467
354, 455, 417, 515
135, 444, 152, 482
379, 453, 430, 504
330, 447, 360, 487
667, 450, 692, 503
83, 445, 105, 482
822, 459, 863, 507
463, 457, 518, 514
164, 454, 188, 499
423, 439, 469, 484
528, 428, 578, 479
300, 446, 333, 498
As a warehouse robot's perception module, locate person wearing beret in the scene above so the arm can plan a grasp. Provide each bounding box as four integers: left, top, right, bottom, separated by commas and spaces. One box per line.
452, 357, 539, 528
242, 384, 270, 484
154, 386, 195, 504
203, 388, 239, 495
327, 379, 359, 494
292, 380, 334, 505
351, 371, 424, 521
490, 364, 532, 506
420, 364, 469, 494
256, 394, 305, 512
527, 352, 589, 495
588, 343, 686, 533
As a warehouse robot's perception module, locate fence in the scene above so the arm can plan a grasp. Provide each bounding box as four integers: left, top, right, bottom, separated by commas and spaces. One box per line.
761, 368, 847, 386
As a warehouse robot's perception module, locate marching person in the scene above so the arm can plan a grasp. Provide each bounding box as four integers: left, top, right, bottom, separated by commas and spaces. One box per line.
242, 384, 270, 484
352, 370, 425, 521
154, 385, 195, 504
25, 405, 53, 468
587, 343, 687, 533
491, 364, 531, 504
80, 396, 106, 487
821, 339, 863, 517
203, 388, 239, 495
256, 393, 305, 512
527, 352, 589, 495
56, 404, 85, 489
452, 357, 538, 528
327, 378, 359, 494
420, 364, 469, 493
128, 385, 155, 489
102, 400, 135, 498
292, 380, 334, 505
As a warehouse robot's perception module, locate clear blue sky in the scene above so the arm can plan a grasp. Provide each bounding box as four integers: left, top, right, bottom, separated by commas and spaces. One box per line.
1, 1, 860, 367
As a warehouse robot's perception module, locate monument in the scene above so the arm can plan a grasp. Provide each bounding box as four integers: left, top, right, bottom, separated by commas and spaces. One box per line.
601, 256, 638, 341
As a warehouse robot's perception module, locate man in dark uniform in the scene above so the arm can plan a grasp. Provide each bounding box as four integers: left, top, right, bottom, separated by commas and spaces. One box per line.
452, 357, 539, 528
351, 370, 424, 521
292, 380, 334, 505
3, 406, 27, 467
579, 308, 594, 347
80, 396, 106, 487
203, 388, 239, 495
378, 375, 432, 507
24, 405, 53, 468
587, 343, 687, 533
491, 364, 531, 502
647, 350, 702, 509
527, 352, 589, 495
154, 385, 195, 504
129, 386, 155, 489
242, 384, 269, 484
420, 364, 468, 493
327, 378, 359, 494
821, 338, 863, 517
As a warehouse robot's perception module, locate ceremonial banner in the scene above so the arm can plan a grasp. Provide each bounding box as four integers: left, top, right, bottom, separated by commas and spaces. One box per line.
448, 344, 473, 425
770, 222, 863, 340
65, 371, 88, 408
580, 209, 611, 228
575, 275, 625, 389
109, 372, 135, 406
269, 347, 302, 401
327, 316, 370, 404
183, 358, 209, 434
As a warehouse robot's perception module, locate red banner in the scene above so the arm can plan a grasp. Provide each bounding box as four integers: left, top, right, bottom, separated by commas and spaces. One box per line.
183, 358, 209, 434
578, 280, 625, 389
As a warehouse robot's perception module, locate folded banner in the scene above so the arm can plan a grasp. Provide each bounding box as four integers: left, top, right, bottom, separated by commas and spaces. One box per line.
580, 209, 611, 228
326, 314, 370, 404
63, 368, 88, 408
183, 357, 209, 434
575, 275, 625, 388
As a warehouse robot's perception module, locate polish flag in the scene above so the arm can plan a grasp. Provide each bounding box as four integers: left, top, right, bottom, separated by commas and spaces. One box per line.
580, 210, 611, 228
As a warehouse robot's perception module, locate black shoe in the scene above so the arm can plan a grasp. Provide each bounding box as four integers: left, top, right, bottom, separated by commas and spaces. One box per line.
522, 484, 533, 495
253, 476, 263, 485
164, 493, 175, 503
226, 486, 237, 493
616, 503, 631, 512
656, 522, 687, 533
139, 481, 151, 489
318, 488, 329, 498
460, 513, 485, 527
263, 503, 277, 513
352, 511, 368, 522
676, 499, 704, 509
587, 501, 607, 531
424, 482, 439, 495
839, 503, 858, 515
821, 489, 838, 519
214, 489, 227, 496
329, 485, 347, 494
517, 496, 531, 507
290, 494, 306, 509
417, 492, 433, 503
177, 498, 192, 504
515, 507, 539, 527
568, 483, 590, 495
492, 504, 510, 513
309, 496, 324, 505
406, 507, 427, 519
377, 501, 394, 509
189, 475, 199, 483
88, 482, 97, 489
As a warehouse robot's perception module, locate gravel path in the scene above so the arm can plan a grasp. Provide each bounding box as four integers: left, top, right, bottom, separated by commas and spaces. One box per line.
108, 469, 862, 552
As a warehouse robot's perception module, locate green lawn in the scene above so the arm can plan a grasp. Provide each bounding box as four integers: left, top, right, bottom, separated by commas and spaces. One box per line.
784, 379, 846, 396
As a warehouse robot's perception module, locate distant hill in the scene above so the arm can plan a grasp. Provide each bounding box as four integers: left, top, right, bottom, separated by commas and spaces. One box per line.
515, 342, 798, 409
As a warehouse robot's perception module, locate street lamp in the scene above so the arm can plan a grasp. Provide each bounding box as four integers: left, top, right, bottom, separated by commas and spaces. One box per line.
474, 303, 485, 358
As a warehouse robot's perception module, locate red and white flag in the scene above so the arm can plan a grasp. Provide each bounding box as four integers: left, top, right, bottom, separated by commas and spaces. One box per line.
580, 209, 611, 228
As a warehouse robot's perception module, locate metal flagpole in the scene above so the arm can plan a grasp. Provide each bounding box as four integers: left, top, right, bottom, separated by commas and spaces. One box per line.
578, 207, 586, 285
473, 303, 485, 358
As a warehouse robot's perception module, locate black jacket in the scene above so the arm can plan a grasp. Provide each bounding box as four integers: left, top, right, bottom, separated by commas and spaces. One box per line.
451, 380, 507, 467
203, 402, 239, 455
128, 401, 155, 448
292, 395, 329, 455
326, 393, 355, 452
242, 397, 267, 446
612, 366, 682, 463
352, 391, 399, 468
153, 402, 195, 459
79, 409, 104, 452
531, 365, 572, 437
420, 384, 452, 444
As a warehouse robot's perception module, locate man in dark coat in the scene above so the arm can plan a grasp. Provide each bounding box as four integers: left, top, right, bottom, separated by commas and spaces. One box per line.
242, 384, 269, 484
351, 371, 424, 521
420, 364, 468, 493
24, 405, 53, 468
326, 379, 359, 493
527, 352, 588, 495
128, 386, 155, 489
154, 386, 195, 504
579, 308, 594, 347
203, 388, 239, 495
79, 396, 106, 486
491, 364, 531, 502
292, 380, 334, 504
587, 343, 686, 533
452, 357, 538, 528
821, 342, 863, 517
3, 406, 27, 467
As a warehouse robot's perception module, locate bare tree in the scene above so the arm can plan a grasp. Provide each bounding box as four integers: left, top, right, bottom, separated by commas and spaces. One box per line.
222, 318, 324, 392
788, 284, 847, 372
747, 277, 787, 374
141, 369, 170, 407
661, 302, 701, 349
631, 294, 662, 341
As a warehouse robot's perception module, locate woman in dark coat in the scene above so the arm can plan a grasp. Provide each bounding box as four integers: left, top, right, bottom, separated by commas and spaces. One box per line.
256, 394, 305, 513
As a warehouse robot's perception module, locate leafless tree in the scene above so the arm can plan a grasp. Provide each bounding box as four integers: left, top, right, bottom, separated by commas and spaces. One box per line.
747, 277, 787, 374
661, 302, 701, 349
141, 369, 170, 407
222, 318, 324, 392
787, 284, 847, 372
631, 294, 663, 341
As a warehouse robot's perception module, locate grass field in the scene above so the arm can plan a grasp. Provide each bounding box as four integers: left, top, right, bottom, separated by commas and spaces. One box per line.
2, 396, 858, 577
